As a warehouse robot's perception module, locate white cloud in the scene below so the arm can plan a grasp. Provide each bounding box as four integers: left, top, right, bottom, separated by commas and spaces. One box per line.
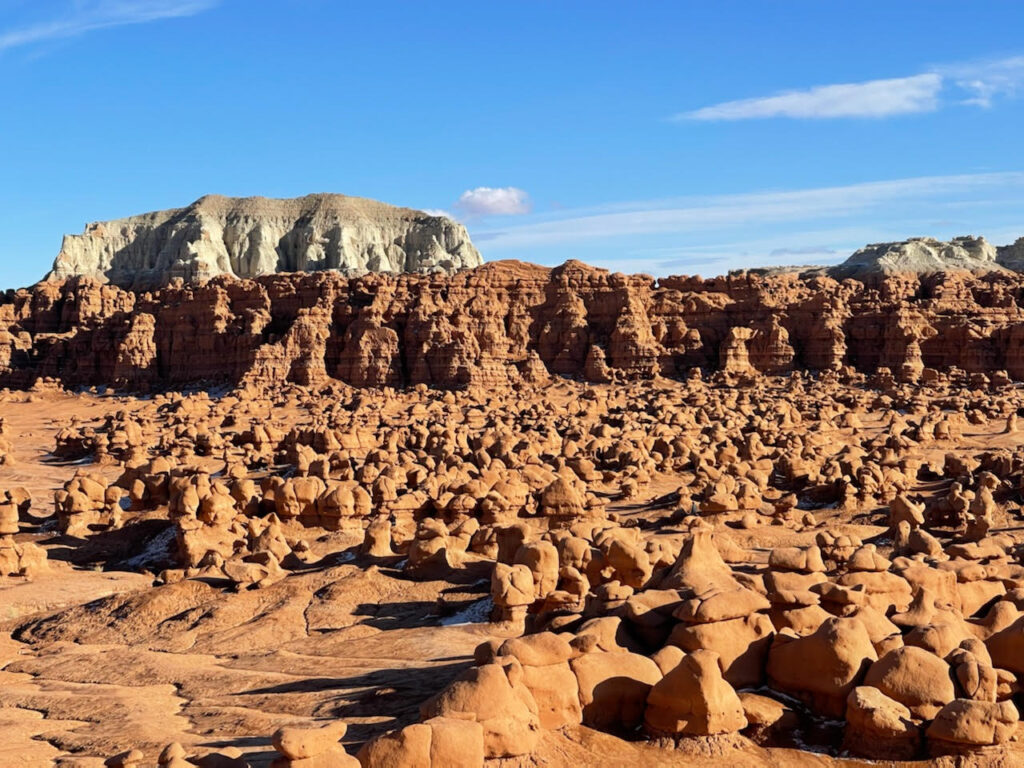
678, 73, 942, 121
0, 0, 218, 53
677, 55, 1024, 121
474, 172, 1024, 250
454, 187, 531, 217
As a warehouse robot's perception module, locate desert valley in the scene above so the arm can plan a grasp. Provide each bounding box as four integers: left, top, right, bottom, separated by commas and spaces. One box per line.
1, 195, 1024, 767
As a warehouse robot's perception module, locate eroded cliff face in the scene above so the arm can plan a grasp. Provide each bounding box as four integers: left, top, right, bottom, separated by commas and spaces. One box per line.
44, 194, 483, 289
6, 259, 1024, 391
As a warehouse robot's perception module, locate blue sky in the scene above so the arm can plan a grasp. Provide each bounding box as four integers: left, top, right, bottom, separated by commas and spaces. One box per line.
2, 1, 1023, 289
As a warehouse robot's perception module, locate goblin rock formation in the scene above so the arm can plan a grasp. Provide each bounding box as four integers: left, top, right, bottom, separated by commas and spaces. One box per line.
6, 361, 1024, 766
44, 194, 482, 289
9, 260, 1024, 391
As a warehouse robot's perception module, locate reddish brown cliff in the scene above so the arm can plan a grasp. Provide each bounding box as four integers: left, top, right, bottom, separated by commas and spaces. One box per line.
4, 260, 1024, 391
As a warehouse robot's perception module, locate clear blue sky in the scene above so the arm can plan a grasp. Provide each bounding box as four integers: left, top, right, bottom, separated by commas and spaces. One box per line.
2, 1, 1023, 289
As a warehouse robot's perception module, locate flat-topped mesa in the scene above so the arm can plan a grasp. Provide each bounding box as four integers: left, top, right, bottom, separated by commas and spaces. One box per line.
829, 236, 1005, 280
44, 193, 483, 290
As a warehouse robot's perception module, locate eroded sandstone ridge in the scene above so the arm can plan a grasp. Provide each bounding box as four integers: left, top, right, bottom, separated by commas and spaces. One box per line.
44, 194, 482, 289
831, 236, 1008, 279
8, 260, 1024, 392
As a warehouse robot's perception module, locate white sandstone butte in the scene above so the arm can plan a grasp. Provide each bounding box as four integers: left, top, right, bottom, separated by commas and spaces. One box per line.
45, 193, 483, 289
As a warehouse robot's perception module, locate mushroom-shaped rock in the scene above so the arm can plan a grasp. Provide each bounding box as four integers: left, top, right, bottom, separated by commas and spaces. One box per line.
272, 721, 349, 760
668, 612, 775, 689
926, 699, 1019, 752
643, 649, 746, 736
490, 563, 535, 626
569, 650, 662, 731
271, 721, 358, 767
843, 686, 921, 760
863, 646, 956, 720
538, 477, 585, 519
158, 743, 189, 768
767, 617, 878, 717
889, 495, 925, 529
419, 660, 540, 758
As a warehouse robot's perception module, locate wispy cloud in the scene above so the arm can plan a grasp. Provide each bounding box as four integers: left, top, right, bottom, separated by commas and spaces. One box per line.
606, 227, 909, 276
768, 245, 838, 259
473, 172, 1024, 250
680, 74, 942, 121
939, 55, 1024, 107
676, 55, 1024, 120
0, 0, 218, 53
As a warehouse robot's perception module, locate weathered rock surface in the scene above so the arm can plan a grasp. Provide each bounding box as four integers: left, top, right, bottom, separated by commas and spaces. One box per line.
14, 257, 1024, 391
44, 194, 482, 289
12, 259, 1024, 391
830, 236, 1006, 279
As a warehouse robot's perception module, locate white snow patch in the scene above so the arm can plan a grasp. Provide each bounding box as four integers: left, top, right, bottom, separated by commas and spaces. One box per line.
440, 598, 493, 626
120, 527, 177, 572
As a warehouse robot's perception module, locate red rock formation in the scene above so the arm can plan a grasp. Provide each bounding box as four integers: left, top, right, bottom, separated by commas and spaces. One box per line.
5, 261, 1024, 391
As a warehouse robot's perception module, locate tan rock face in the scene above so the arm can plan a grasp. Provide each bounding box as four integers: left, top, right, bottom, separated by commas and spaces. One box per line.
44, 194, 482, 289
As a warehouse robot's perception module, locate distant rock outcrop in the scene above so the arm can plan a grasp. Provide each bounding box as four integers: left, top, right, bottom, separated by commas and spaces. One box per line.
997, 237, 1024, 271
44, 194, 483, 289
829, 236, 1005, 280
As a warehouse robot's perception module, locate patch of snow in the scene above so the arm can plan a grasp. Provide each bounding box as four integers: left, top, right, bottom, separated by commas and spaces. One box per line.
119, 527, 176, 572
440, 597, 493, 627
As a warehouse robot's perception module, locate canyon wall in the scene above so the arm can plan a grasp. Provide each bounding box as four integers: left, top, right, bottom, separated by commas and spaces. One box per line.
5, 259, 1024, 391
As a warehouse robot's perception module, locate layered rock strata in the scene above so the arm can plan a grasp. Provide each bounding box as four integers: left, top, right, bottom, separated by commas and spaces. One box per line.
7, 260, 1024, 391
44, 194, 482, 289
